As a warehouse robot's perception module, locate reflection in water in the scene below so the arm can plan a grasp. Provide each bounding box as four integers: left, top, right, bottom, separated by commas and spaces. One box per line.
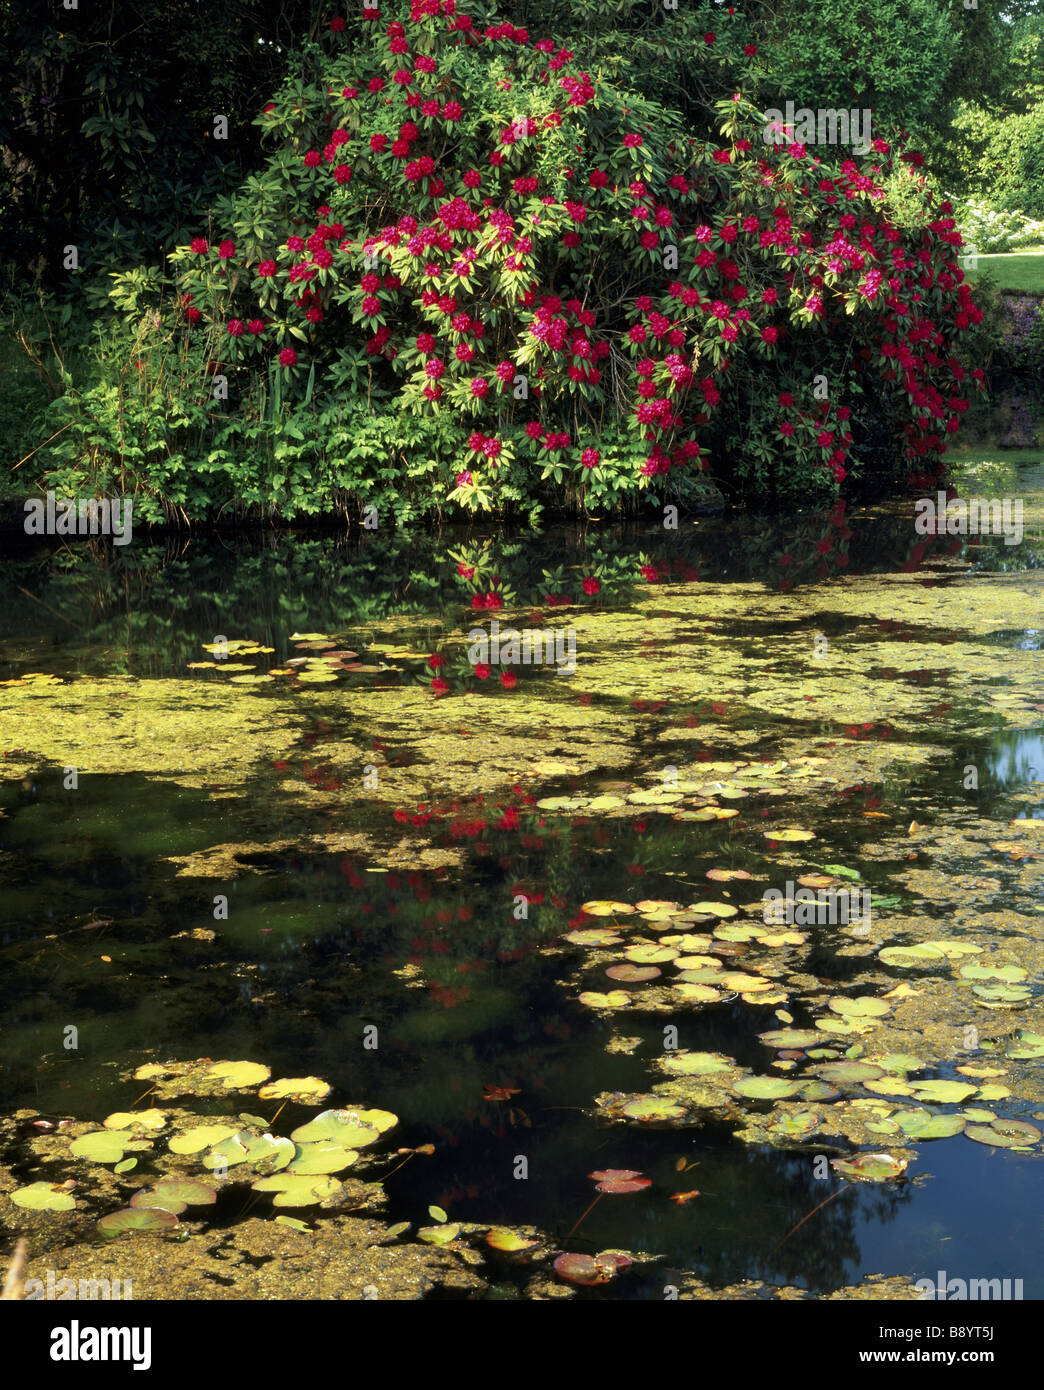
1, 478, 1043, 1296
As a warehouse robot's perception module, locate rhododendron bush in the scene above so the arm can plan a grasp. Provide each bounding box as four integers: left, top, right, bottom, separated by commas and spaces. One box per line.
112, 1, 988, 515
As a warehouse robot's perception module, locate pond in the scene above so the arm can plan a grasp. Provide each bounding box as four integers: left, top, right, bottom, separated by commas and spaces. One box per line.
1, 451, 1042, 1300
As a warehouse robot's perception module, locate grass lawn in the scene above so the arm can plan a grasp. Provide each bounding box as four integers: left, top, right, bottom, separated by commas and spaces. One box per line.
965, 246, 1044, 294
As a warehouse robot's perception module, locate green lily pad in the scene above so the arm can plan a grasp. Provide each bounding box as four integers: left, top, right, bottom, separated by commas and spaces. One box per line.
618, 1096, 687, 1121
813, 1062, 883, 1084
960, 963, 1027, 983
673, 982, 723, 1002
972, 983, 1032, 1006
579, 989, 632, 1009
206, 1060, 271, 1088
828, 996, 891, 1018
257, 1077, 333, 1103
113, 1159, 137, 1174
732, 1077, 804, 1100
250, 1173, 341, 1206
486, 1228, 540, 1253
288, 1142, 359, 1175
872, 1054, 925, 1073
878, 944, 947, 967
661, 1051, 735, 1076
202, 1131, 294, 1171
758, 1030, 822, 1049
894, 1109, 967, 1139
831, 1152, 909, 1181
563, 929, 624, 947
766, 1111, 820, 1138
623, 945, 678, 964
1006, 1032, 1044, 1060
289, 1109, 384, 1147
800, 1080, 841, 1101
10, 1182, 76, 1212
69, 1131, 127, 1164
168, 1124, 238, 1154
103, 1109, 166, 1130
964, 1119, 1041, 1148
131, 1179, 217, 1214
607, 964, 661, 982
97, 1206, 180, 1238
274, 1216, 312, 1233
907, 1080, 977, 1104
417, 1223, 461, 1245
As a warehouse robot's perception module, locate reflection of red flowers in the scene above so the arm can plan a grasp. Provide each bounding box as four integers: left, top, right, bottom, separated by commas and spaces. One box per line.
431, 676, 450, 695
582, 576, 600, 596
500, 671, 517, 689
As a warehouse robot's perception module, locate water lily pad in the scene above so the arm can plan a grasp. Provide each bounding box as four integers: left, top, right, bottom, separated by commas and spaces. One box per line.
764, 828, 816, 841
206, 1060, 271, 1088
828, 996, 891, 1018
290, 1109, 384, 1147
894, 1110, 966, 1139
872, 1054, 925, 1073
717, 972, 772, 992
972, 983, 1031, 1006
964, 1119, 1041, 1148
579, 990, 632, 1009
486, 1227, 540, 1253
202, 1131, 294, 1171
706, 869, 753, 881
590, 1169, 651, 1194
606, 964, 661, 982
11, 1182, 76, 1211
168, 1124, 238, 1154
103, 1109, 167, 1130
257, 1077, 333, 1103
907, 1080, 977, 1104
619, 1096, 687, 1121
250, 1173, 341, 1206
814, 1062, 884, 1084
689, 902, 738, 918
732, 1077, 804, 1099
131, 1179, 217, 1214
287, 1142, 359, 1175
878, 944, 947, 967
759, 1030, 822, 1049
69, 1131, 127, 1164
97, 1206, 180, 1238
417, 1222, 461, 1245
831, 1153, 909, 1181
765, 1111, 820, 1138
960, 963, 1027, 983
800, 1081, 841, 1101
274, 1216, 312, 1233
564, 929, 624, 946
581, 901, 635, 916
623, 944, 678, 964
661, 1051, 735, 1075
553, 1252, 617, 1285
673, 982, 723, 1002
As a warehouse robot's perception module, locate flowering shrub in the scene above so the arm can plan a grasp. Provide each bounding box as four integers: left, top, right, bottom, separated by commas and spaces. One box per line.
957, 200, 1044, 254
129, 2, 986, 513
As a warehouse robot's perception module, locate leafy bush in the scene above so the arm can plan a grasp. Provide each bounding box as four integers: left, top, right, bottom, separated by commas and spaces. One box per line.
33, 0, 987, 519
957, 200, 1044, 254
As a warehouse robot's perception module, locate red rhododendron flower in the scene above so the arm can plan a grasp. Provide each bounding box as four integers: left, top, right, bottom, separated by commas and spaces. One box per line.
278, 347, 297, 366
